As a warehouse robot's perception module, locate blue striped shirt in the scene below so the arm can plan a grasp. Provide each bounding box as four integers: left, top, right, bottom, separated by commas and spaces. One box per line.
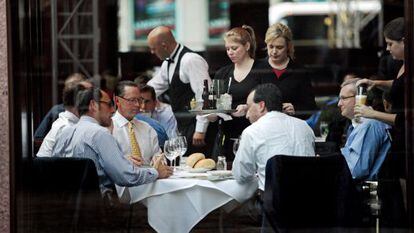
52, 116, 158, 192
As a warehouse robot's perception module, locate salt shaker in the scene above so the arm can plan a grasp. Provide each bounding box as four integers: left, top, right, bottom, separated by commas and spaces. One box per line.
216, 156, 227, 170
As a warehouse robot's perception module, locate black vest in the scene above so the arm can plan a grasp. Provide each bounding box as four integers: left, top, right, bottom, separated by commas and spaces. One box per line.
169, 46, 196, 112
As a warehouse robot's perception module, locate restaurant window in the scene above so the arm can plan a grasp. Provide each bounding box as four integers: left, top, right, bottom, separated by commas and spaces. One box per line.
208, 0, 230, 45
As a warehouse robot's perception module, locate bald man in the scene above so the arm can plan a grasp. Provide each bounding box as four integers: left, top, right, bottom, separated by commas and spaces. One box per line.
147, 26, 212, 151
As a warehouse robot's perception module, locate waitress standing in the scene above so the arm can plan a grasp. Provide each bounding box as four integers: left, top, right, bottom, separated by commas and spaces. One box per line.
193, 25, 261, 161
257, 23, 317, 119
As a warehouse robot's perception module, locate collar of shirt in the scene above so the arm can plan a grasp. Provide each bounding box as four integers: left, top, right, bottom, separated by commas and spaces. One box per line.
154, 102, 168, 113
258, 111, 287, 123
167, 44, 181, 62
112, 111, 132, 128
351, 117, 364, 128
60, 110, 79, 124
79, 115, 100, 125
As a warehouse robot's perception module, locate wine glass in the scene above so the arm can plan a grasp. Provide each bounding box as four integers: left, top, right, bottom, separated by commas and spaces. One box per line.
164, 140, 178, 171
232, 138, 240, 156
176, 136, 187, 168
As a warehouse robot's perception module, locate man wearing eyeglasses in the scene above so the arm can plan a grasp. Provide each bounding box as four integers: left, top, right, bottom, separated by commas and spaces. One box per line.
52, 88, 172, 194
338, 78, 391, 181
112, 81, 166, 166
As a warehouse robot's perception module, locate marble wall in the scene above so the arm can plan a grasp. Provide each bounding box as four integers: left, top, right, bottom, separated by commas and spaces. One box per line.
0, 0, 9, 232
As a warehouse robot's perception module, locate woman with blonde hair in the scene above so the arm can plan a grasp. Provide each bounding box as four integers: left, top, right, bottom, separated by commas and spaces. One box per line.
258, 22, 317, 119
193, 25, 262, 161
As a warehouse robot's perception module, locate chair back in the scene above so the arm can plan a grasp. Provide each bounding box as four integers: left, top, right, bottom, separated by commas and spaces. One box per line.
22, 157, 104, 232
263, 154, 361, 230
315, 141, 338, 156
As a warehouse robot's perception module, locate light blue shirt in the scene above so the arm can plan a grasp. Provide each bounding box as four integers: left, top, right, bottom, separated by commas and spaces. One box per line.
52, 116, 158, 193
150, 103, 178, 138
135, 114, 169, 147
341, 118, 391, 181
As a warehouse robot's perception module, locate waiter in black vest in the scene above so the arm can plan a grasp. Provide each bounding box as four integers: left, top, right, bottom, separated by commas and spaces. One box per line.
147, 26, 212, 153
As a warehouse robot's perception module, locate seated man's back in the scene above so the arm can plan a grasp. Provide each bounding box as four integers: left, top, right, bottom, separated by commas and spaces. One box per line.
232, 84, 315, 191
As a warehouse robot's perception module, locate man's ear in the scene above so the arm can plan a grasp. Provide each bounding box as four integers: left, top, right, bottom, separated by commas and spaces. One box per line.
245, 42, 250, 52
258, 101, 266, 113
161, 41, 168, 50
89, 100, 98, 113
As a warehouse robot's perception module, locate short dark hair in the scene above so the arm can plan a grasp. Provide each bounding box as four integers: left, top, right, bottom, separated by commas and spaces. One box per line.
62, 83, 86, 108
76, 87, 102, 116
114, 80, 138, 97
140, 85, 156, 100
384, 17, 404, 41
252, 83, 283, 112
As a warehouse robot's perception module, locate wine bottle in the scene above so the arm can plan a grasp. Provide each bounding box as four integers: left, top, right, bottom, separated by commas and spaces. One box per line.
202, 79, 209, 110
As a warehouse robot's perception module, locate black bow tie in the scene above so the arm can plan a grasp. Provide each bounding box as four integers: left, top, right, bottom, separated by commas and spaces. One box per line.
166, 58, 174, 64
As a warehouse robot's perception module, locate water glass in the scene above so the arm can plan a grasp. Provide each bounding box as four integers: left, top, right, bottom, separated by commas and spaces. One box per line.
232, 138, 240, 155
216, 156, 227, 170
164, 140, 179, 171
176, 136, 187, 168
220, 94, 232, 110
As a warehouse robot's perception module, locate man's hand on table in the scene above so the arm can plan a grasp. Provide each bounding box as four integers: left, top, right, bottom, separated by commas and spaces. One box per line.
153, 153, 173, 179
192, 132, 206, 146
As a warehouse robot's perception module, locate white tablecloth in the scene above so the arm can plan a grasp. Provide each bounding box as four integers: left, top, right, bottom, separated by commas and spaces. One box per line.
116, 174, 258, 233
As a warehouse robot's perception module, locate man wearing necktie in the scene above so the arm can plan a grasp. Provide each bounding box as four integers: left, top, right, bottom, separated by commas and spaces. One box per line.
52, 88, 172, 194
338, 78, 391, 181
147, 26, 213, 154
112, 81, 167, 166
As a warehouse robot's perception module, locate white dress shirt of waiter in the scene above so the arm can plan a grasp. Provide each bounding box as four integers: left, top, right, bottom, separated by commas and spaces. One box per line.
37, 82, 89, 157
52, 88, 172, 193
232, 83, 315, 191
147, 26, 212, 146
112, 81, 162, 165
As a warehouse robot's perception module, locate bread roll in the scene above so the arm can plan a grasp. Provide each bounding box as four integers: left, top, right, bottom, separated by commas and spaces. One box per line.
186, 153, 205, 168
193, 159, 216, 169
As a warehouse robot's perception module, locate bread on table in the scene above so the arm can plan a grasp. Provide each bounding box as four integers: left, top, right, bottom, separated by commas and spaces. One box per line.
186, 153, 216, 169
193, 159, 216, 169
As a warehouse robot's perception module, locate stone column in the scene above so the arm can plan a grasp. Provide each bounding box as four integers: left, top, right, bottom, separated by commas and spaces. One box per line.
0, 0, 9, 231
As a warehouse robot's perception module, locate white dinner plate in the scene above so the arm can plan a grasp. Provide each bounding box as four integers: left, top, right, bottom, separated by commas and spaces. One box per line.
207, 170, 232, 176
188, 168, 212, 173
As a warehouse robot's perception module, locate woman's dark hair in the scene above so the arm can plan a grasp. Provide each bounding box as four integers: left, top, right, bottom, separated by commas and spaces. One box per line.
252, 83, 283, 112
384, 17, 404, 41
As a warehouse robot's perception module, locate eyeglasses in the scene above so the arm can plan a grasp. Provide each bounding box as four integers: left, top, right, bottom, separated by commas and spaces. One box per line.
338, 95, 355, 101
99, 100, 114, 107
118, 96, 142, 104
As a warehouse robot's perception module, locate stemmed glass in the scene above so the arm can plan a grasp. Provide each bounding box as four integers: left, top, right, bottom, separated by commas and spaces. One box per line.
232, 138, 240, 156
164, 140, 179, 171
175, 136, 187, 168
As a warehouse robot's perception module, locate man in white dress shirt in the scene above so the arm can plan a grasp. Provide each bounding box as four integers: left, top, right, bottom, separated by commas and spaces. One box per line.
37, 82, 88, 157
232, 83, 315, 191
147, 26, 212, 152
112, 81, 162, 165
139, 84, 178, 139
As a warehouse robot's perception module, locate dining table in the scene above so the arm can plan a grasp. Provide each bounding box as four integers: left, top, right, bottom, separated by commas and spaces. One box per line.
116, 170, 258, 233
